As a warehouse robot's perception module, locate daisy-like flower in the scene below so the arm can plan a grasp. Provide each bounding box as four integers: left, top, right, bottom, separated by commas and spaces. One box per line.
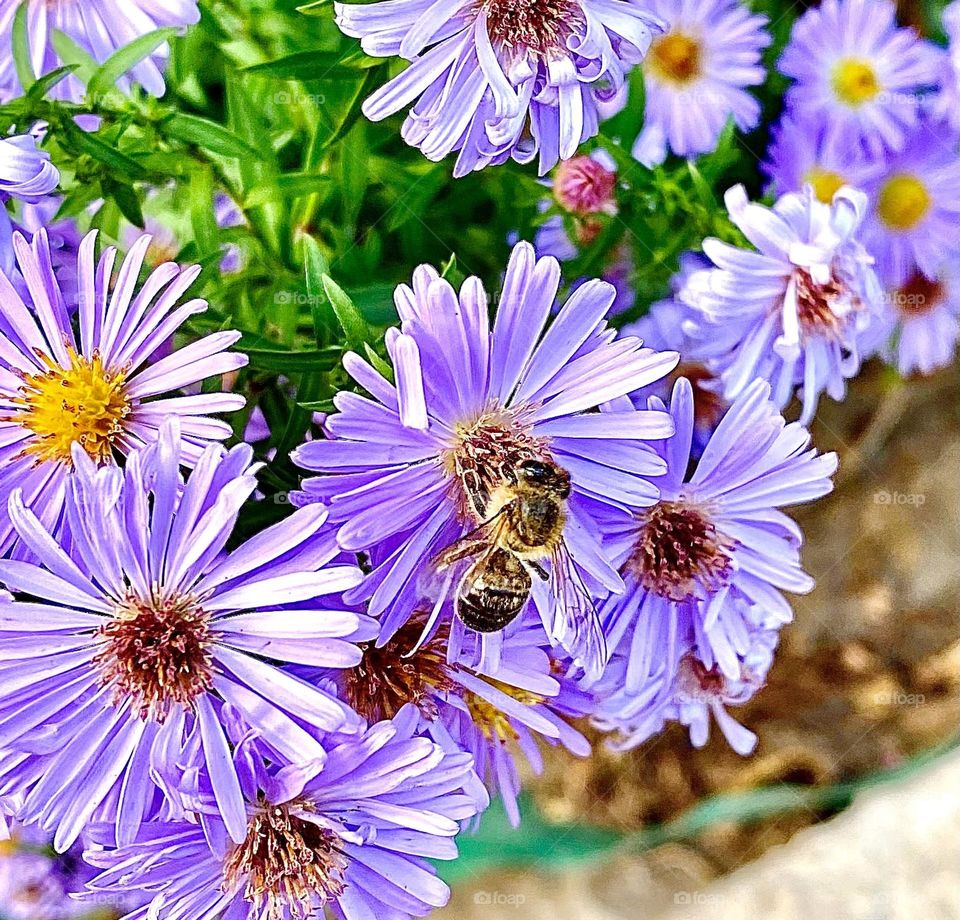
0, 0, 201, 103
860, 124, 960, 286
0, 421, 372, 851
0, 134, 59, 203
592, 378, 836, 752
335, 0, 663, 176
80, 707, 483, 920
863, 264, 960, 376
680, 184, 883, 424
763, 115, 881, 202
632, 0, 769, 165
307, 613, 590, 825
0, 228, 247, 557
777, 0, 943, 155
293, 242, 678, 678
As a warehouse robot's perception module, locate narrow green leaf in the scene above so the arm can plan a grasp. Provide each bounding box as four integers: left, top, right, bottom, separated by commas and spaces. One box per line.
244, 49, 380, 81
25, 65, 78, 103
321, 275, 369, 352
315, 68, 379, 153
190, 166, 219, 258
50, 30, 99, 86
104, 180, 145, 228
87, 28, 177, 102
162, 113, 264, 161
244, 173, 332, 207
243, 346, 341, 374
302, 235, 331, 345
12, 4, 35, 91
363, 343, 394, 384
62, 121, 148, 179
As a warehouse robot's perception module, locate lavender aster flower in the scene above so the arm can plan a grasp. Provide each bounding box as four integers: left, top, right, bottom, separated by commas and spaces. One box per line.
863, 264, 960, 376
307, 613, 590, 825
0, 134, 59, 203
335, 0, 663, 176
0, 228, 247, 557
777, 0, 943, 156
80, 708, 482, 920
632, 0, 769, 165
860, 123, 960, 285
592, 378, 836, 752
0, 0, 201, 103
681, 184, 883, 424
763, 115, 881, 202
0, 421, 370, 851
294, 242, 678, 678
934, 1, 960, 134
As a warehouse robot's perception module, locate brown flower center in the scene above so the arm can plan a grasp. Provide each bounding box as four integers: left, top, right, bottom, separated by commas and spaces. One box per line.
893, 271, 945, 317
675, 653, 728, 702
793, 268, 848, 340
224, 804, 346, 920
553, 156, 617, 215
626, 501, 734, 601
342, 618, 457, 723
476, 0, 585, 57
648, 32, 702, 84
93, 592, 213, 722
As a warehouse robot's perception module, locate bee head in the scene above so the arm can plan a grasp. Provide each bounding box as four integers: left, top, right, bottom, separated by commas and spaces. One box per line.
516, 459, 571, 497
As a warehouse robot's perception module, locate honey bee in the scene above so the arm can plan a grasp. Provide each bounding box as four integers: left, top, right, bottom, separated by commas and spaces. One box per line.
434, 459, 606, 676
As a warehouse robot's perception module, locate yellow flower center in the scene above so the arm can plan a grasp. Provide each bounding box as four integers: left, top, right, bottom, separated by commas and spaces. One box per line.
648, 31, 702, 85
831, 58, 881, 107
13, 349, 131, 465
805, 168, 846, 204
876, 174, 931, 232
466, 679, 543, 742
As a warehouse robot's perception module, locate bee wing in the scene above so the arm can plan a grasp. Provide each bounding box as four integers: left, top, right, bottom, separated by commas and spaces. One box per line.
431, 505, 513, 571
548, 540, 608, 682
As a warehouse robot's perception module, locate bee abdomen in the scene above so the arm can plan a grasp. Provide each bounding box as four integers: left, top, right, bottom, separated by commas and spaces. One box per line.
458, 549, 531, 633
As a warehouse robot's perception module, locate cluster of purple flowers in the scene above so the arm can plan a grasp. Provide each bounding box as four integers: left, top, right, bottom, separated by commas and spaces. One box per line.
8, 0, 960, 915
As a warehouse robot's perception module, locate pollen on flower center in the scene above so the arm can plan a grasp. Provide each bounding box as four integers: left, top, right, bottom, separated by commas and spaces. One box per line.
443, 408, 547, 521
805, 167, 846, 204
831, 58, 881, 107
343, 617, 456, 723
466, 679, 542, 741
876, 174, 931, 231
626, 501, 734, 601
477, 0, 584, 57
649, 32, 703, 84
11, 349, 131, 465
92, 592, 213, 723
224, 804, 347, 920
793, 268, 849, 339
894, 271, 945, 317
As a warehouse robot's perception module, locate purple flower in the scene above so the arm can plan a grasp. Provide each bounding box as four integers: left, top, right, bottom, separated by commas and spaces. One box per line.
294, 242, 678, 678
763, 115, 882, 202
592, 378, 836, 753
632, 0, 769, 165
860, 123, 960, 286
863, 264, 960, 376
80, 707, 483, 920
0, 228, 247, 557
934, 1, 960, 134
335, 0, 663, 176
680, 184, 883, 424
306, 613, 590, 825
777, 0, 943, 156
0, 134, 59, 203
0, 421, 372, 851
0, 0, 201, 103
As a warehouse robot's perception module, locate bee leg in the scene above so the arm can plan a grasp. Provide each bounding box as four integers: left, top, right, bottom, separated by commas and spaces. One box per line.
524, 559, 550, 581
434, 536, 489, 570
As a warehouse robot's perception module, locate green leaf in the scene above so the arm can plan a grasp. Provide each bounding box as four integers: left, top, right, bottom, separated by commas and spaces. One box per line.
363, 343, 394, 384
244, 49, 381, 81
162, 113, 264, 161
315, 68, 380, 153
104, 180, 145, 228
321, 275, 369, 352
302, 235, 331, 345
87, 27, 177, 102
25, 65, 78, 103
244, 172, 332, 207
243, 345, 341, 374
62, 121, 148, 179
190, 166, 220, 260
50, 30, 98, 86
12, 4, 35, 91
